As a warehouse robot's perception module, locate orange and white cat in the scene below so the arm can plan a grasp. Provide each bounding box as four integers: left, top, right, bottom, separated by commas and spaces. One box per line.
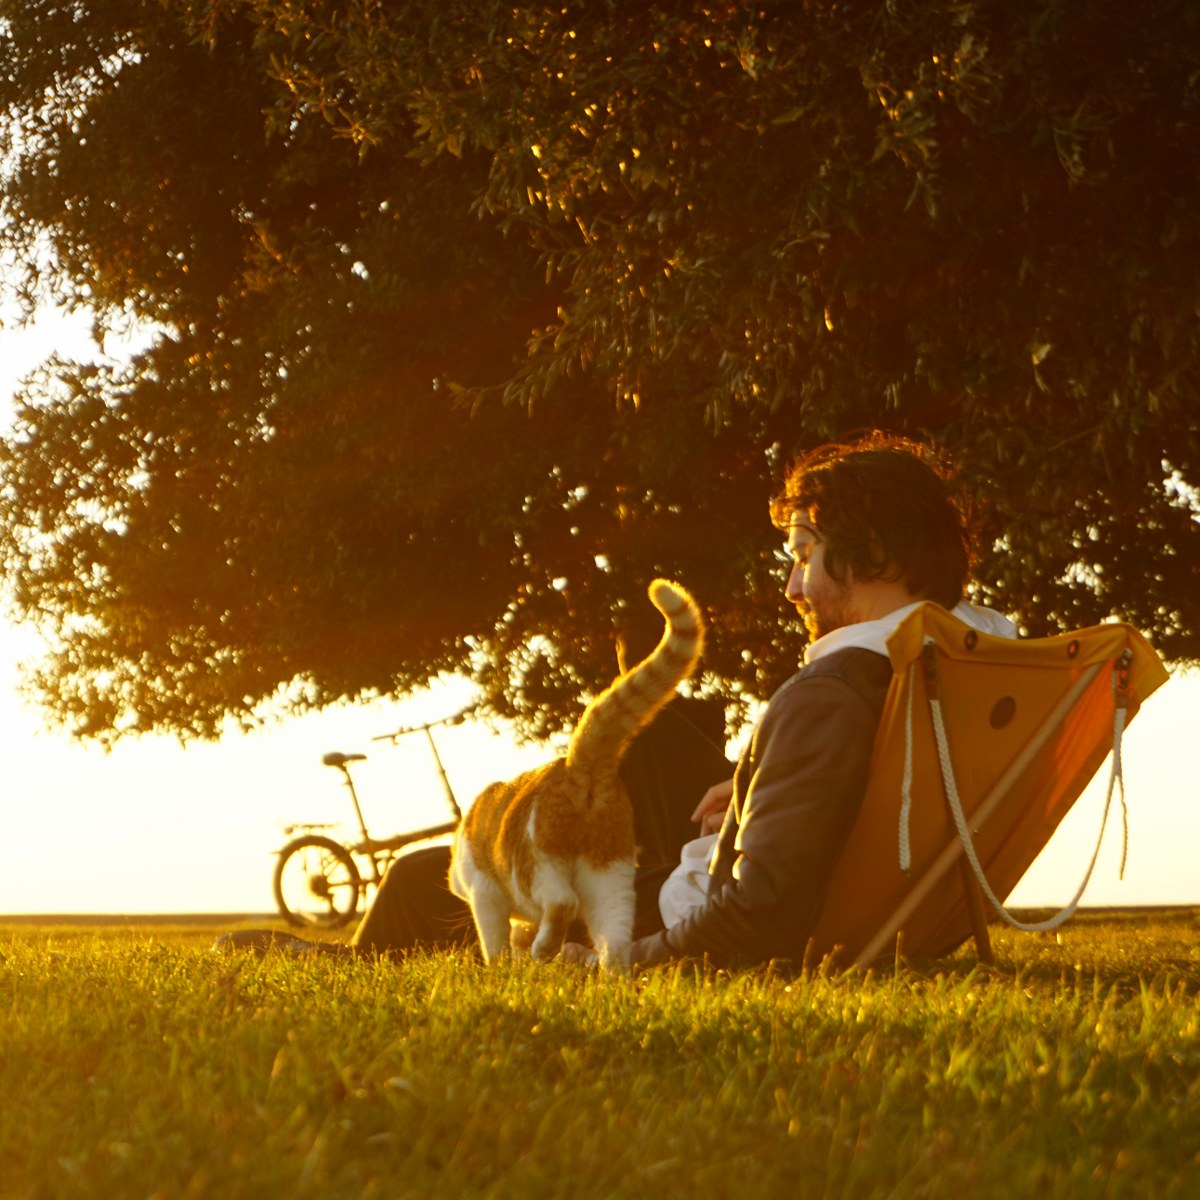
448, 579, 703, 972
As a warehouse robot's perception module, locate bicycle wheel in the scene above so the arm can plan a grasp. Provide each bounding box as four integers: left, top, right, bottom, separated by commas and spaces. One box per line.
273, 835, 362, 928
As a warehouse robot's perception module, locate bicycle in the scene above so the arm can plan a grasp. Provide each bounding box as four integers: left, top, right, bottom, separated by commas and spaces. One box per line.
272, 707, 471, 928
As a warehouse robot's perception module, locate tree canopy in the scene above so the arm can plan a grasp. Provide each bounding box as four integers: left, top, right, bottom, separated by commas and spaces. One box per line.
1, 0, 1197, 742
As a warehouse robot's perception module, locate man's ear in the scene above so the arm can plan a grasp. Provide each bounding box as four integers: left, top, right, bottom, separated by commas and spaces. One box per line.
865, 531, 904, 583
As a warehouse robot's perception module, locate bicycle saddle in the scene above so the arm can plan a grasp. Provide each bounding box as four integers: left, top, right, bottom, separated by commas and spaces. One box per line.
321, 752, 367, 768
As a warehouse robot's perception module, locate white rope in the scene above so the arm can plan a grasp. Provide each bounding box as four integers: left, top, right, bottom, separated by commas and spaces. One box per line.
926, 651, 1129, 933
898, 662, 916, 873
1111, 666, 1130, 881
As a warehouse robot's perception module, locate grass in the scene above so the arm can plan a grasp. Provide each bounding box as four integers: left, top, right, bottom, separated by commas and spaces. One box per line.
2, 912, 1198, 1199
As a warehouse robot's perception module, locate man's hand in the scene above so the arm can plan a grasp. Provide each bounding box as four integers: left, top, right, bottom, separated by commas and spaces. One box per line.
691, 778, 734, 835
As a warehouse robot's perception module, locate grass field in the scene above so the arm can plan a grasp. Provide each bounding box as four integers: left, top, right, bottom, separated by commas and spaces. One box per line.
3, 911, 1198, 1199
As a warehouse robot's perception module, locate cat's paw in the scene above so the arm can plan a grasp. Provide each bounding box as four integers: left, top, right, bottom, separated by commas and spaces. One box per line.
557, 942, 598, 967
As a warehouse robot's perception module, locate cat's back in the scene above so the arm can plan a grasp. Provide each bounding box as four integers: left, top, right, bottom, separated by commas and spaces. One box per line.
461, 756, 635, 884
460, 760, 555, 879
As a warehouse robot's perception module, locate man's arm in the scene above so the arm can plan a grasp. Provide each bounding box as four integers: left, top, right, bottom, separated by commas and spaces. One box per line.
630, 664, 886, 968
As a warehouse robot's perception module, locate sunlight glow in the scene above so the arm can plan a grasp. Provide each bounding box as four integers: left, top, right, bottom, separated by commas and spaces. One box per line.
1, 306, 1197, 915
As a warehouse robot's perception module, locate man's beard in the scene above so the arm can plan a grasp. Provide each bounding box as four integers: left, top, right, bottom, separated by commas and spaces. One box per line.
797, 576, 855, 642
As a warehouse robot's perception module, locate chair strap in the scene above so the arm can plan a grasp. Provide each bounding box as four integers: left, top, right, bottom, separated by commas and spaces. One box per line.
899, 668, 918, 872
900, 641, 1131, 932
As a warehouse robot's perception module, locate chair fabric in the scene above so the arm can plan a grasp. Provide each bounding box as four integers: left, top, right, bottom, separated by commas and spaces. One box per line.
808, 603, 1170, 966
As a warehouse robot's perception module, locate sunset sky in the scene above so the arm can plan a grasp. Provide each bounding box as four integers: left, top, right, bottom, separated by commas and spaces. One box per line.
2, 307, 1197, 916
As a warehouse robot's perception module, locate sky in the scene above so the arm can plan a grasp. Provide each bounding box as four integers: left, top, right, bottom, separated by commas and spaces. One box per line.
1, 307, 1197, 916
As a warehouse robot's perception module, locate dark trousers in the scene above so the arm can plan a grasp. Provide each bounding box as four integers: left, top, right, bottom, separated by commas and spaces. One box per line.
350, 702, 731, 955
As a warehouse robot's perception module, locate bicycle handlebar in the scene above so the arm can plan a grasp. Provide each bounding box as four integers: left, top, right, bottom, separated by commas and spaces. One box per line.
371, 704, 477, 743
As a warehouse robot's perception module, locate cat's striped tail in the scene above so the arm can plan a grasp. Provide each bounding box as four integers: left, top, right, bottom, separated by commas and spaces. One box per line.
566, 579, 704, 774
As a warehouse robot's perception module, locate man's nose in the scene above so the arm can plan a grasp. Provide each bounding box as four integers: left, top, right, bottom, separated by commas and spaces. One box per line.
785, 563, 805, 601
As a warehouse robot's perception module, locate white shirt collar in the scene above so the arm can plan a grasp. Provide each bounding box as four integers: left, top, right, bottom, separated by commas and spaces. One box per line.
804, 600, 1018, 664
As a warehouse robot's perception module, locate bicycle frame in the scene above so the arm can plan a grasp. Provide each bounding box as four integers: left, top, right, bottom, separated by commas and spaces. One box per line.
273, 706, 473, 927
320, 751, 459, 889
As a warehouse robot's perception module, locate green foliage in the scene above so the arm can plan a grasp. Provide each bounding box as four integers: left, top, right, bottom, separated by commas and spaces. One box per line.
2, 914, 1199, 1198
1, 0, 1197, 740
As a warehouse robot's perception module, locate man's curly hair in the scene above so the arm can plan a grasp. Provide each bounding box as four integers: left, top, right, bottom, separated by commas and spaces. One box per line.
770, 433, 973, 609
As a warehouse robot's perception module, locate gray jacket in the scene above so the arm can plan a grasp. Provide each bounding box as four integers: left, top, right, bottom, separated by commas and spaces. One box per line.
630, 647, 893, 968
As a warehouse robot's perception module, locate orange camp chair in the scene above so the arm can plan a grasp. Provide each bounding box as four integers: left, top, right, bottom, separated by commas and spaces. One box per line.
808, 603, 1170, 968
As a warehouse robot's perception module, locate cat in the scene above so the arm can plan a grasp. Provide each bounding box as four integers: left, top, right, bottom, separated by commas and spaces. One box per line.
448, 578, 704, 973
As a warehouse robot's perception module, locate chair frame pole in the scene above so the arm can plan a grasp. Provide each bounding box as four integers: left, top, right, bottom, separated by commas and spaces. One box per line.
959, 858, 995, 966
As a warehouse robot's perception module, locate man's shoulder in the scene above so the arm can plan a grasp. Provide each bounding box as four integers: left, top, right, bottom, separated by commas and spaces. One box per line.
802, 645, 894, 685
772, 647, 894, 711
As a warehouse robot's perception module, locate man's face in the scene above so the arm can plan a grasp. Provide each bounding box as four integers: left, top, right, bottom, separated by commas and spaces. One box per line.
784, 515, 854, 641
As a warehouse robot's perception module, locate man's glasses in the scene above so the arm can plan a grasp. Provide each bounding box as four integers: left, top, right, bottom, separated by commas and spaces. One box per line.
776, 526, 819, 568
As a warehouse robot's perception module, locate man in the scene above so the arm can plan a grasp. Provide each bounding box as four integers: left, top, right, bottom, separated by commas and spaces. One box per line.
610, 434, 1015, 968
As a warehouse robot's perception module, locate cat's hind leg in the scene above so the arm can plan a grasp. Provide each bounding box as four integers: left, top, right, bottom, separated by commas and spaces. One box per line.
576, 859, 636, 974
528, 859, 579, 961
530, 903, 576, 961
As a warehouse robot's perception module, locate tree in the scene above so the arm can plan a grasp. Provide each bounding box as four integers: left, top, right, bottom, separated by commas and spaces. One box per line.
1, 0, 1197, 743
